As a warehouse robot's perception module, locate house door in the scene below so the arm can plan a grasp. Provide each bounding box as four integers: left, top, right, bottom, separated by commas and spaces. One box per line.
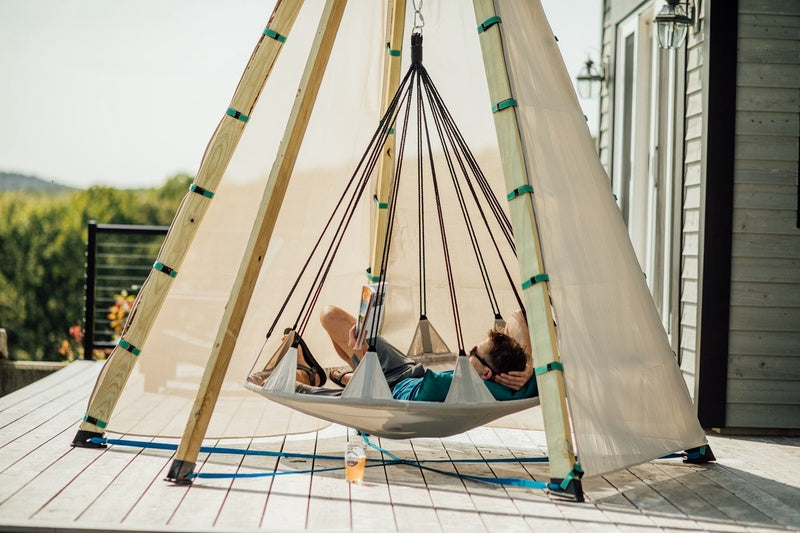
612, 5, 676, 337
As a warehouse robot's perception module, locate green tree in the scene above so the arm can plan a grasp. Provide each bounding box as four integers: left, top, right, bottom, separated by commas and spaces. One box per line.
0, 175, 189, 360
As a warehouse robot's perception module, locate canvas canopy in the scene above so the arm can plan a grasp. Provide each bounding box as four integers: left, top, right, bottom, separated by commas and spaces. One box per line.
97, 0, 706, 478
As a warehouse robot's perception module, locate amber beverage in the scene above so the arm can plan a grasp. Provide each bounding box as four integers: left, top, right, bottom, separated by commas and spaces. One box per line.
344, 442, 366, 484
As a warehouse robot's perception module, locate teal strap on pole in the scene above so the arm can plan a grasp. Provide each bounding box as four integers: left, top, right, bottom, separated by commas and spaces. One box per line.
492, 98, 517, 113
535, 361, 563, 376
226, 107, 249, 123
263, 28, 287, 43
386, 43, 401, 57
83, 414, 107, 429
153, 261, 177, 278
373, 195, 389, 209
189, 184, 214, 199
117, 338, 141, 356
477, 16, 502, 33
521, 273, 549, 289
365, 268, 381, 282
507, 184, 533, 200
559, 463, 584, 491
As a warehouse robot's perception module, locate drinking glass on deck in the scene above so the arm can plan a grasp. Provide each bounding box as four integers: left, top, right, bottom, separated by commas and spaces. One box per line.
344, 441, 366, 484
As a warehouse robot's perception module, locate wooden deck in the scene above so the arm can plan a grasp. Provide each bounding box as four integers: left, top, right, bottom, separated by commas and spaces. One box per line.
1, 361, 798, 532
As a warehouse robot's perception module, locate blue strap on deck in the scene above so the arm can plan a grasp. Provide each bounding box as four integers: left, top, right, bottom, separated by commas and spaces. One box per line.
91, 436, 556, 490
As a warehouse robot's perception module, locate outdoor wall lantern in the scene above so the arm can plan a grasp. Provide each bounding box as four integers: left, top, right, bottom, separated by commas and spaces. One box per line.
576, 57, 607, 99
654, 0, 698, 49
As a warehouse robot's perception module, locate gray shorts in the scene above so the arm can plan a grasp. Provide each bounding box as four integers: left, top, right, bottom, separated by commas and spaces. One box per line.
361, 336, 425, 389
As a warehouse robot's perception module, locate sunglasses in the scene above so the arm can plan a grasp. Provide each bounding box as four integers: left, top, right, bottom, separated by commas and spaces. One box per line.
469, 345, 499, 376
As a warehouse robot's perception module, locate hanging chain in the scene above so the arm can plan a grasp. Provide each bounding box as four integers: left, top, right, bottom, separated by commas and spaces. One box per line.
412, 0, 425, 33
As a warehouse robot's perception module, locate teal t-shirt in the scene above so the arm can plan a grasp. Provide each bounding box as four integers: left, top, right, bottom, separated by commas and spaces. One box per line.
391, 369, 538, 402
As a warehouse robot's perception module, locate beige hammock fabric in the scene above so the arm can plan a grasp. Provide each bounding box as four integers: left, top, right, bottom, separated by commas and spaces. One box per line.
105, 0, 706, 478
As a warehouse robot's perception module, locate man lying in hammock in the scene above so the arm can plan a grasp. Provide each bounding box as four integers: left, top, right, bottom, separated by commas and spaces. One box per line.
291, 305, 536, 402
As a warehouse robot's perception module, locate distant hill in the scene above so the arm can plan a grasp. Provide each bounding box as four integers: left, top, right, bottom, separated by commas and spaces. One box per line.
0, 172, 77, 193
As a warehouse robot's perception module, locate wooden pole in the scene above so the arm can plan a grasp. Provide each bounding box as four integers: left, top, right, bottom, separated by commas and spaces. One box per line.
167, 0, 348, 483
368, 0, 407, 280
73, 0, 304, 447
471, 0, 581, 499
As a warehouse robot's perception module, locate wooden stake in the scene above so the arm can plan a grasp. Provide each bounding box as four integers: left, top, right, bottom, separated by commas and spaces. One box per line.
471, 0, 578, 487
168, 0, 348, 481
368, 0, 407, 280
75, 0, 304, 440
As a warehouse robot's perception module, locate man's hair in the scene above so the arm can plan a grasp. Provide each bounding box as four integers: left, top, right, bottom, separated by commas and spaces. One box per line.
485, 330, 528, 376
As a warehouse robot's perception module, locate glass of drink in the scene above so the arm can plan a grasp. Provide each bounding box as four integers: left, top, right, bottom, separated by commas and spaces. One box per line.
344, 441, 366, 484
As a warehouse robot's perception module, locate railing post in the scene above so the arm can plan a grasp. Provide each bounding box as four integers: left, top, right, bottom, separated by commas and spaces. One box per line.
83, 220, 98, 360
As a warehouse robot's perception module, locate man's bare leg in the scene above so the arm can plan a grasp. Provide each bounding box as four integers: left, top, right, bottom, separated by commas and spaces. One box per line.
319, 305, 368, 386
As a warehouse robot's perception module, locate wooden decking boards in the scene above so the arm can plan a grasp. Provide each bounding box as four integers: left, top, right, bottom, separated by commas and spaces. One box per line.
1, 361, 798, 532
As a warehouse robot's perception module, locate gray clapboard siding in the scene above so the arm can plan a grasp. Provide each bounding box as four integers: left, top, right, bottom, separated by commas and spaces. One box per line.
732, 233, 800, 258
730, 281, 800, 307
729, 306, 800, 332
738, 0, 800, 16
728, 354, 800, 381
738, 13, 800, 39
732, 208, 800, 234
737, 86, 800, 113
737, 38, 800, 64
727, 378, 800, 404
735, 159, 799, 185
736, 111, 799, 136
737, 62, 800, 88
729, 330, 800, 356
726, 403, 800, 428
731, 256, 800, 283
734, 184, 799, 209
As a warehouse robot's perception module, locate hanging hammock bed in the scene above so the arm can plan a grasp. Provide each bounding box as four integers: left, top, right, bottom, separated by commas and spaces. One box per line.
243, 33, 538, 439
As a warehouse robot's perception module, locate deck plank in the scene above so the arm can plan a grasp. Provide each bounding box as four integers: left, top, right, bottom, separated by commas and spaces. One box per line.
213, 435, 283, 530
305, 424, 352, 531
261, 432, 315, 529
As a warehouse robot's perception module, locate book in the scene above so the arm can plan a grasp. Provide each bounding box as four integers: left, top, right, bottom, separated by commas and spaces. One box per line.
354, 282, 388, 348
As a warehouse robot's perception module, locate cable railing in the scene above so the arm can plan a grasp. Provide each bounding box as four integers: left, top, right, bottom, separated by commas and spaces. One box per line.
82, 220, 168, 358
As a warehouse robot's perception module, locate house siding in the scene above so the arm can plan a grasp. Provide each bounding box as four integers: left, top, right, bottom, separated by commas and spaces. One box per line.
726, 1, 800, 428
679, 9, 705, 396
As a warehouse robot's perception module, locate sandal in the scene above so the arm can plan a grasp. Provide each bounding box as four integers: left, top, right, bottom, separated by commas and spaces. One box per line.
292, 330, 327, 387
329, 367, 353, 388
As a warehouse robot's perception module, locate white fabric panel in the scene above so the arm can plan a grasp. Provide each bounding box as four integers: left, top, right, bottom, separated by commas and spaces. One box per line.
496, 0, 706, 476
444, 355, 495, 404
341, 351, 394, 400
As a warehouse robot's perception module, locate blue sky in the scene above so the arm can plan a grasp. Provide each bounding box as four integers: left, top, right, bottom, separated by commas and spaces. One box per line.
0, 1, 602, 189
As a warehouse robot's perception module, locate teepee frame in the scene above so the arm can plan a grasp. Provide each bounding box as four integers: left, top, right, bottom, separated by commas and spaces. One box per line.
73, 0, 582, 500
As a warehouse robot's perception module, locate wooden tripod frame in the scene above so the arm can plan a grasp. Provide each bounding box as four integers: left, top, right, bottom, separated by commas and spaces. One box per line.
72, 0, 580, 500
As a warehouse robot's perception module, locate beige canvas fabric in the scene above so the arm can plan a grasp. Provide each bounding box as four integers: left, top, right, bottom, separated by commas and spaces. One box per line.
105, 0, 706, 477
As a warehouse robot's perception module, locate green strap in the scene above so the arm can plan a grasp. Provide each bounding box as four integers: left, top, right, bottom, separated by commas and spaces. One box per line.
153, 261, 177, 278
386, 43, 401, 57
263, 28, 286, 43
492, 98, 517, 113
507, 184, 533, 200
373, 195, 388, 209
534, 361, 563, 376
83, 414, 107, 429
226, 107, 249, 123
560, 463, 584, 491
521, 273, 549, 289
118, 338, 141, 356
365, 268, 381, 283
477, 16, 502, 33
189, 184, 214, 198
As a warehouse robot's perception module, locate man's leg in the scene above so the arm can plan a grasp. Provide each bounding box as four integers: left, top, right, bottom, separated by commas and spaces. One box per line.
320, 305, 366, 367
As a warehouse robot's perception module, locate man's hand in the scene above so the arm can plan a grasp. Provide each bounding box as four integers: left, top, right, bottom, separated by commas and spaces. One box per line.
494, 364, 533, 391
347, 324, 365, 352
